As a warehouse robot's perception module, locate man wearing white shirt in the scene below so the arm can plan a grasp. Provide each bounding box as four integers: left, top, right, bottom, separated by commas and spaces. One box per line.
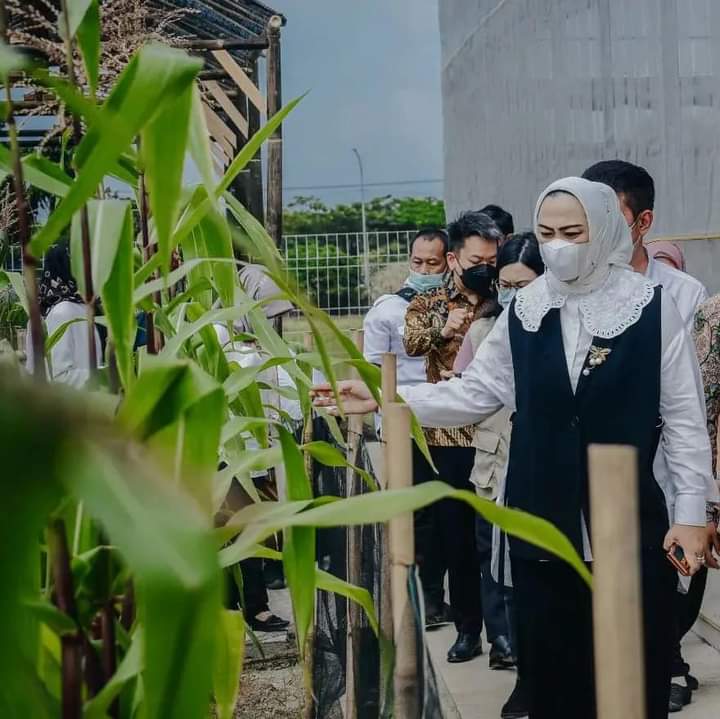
363, 228, 450, 628
583, 160, 716, 713
363, 228, 448, 388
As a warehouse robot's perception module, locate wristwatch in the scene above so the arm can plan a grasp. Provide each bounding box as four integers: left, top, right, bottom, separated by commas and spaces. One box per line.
706, 502, 720, 527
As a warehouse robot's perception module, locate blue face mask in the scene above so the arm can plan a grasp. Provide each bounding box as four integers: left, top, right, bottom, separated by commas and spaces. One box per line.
406, 270, 446, 293
498, 287, 516, 309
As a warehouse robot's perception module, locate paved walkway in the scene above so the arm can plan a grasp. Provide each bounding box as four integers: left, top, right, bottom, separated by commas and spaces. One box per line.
427, 624, 720, 719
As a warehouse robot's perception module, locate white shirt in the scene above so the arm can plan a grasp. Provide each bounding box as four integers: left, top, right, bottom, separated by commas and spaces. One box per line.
26, 301, 102, 388
401, 291, 711, 530
645, 257, 708, 330
644, 258, 717, 513
363, 292, 426, 387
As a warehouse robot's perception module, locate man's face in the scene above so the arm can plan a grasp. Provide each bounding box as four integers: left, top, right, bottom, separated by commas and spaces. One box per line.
447, 235, 497, 275
409, 238, 447, 274
617, 193, 653, 246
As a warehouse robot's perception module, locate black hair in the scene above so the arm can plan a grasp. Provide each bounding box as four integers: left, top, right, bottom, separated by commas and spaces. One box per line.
581, 160, 655, 217
411, 227, 448, 255
44, 240, 75, 285
478, 204, 514, 236
447, 211, 503, 254
497, 231, 544, 276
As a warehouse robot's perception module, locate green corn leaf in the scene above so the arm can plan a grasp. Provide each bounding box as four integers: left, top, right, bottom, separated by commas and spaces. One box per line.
222, 481, 591, 588
30, 43, 202, 255
141, 82, 194, 274
75, 0, 100, 96
0, 41, 28, 79
316, 569, 379, 636
188, 85, 216, 199
277, 427, 315, 658
212, 610, 246, 719
5, 271, 29, 314
0, 146, 72, 198
45, 317, 85, 354
24, 599, 77, 637
70, 200, 135, 387
58, 0, 95, 39
302, 440, 377, 492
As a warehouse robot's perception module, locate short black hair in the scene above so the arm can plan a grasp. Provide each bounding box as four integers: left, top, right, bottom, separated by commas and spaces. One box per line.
497, 231, 544, 276
411, 227, 448, 255
478, 204, 514, 236
447, 211, 503, 254
581, 160, 655, 216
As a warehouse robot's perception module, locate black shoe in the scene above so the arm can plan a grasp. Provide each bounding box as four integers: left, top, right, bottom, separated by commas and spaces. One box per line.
248, 613, 290, 633
489, 635, 516, 670
501, 678, 530, 719
447, 632, 482, 663
669, 683, 692, 713
425, 602, 453, 630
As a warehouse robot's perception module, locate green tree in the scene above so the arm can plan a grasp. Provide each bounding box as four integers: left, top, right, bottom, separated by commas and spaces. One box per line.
283, 195, 446, 235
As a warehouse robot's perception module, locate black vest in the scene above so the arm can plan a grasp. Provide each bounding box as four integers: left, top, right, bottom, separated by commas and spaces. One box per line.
506, 288, 667, 560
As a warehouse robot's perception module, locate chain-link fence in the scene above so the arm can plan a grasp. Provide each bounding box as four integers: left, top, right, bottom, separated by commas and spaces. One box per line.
280, 231, 414, 316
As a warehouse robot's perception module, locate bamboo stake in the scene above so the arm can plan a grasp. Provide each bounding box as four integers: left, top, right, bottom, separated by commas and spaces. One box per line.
589, 444, 646, 719
379, 353, 396, 701
385, 402, 419, 719
302, 331, 316, 719
0, 3, 45, 381
138, 167, 159, 354
344, 329, 364, 719
265, 16, 283, 244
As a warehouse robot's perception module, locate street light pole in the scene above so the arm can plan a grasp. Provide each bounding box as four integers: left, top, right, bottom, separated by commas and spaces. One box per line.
352, 147, 370, 293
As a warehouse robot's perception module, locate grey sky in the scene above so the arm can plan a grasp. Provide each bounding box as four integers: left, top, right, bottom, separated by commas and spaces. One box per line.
270, 0, 443, 207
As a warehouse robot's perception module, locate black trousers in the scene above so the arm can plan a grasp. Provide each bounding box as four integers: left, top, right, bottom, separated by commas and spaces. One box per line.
225, 559, 269, 617
476, 514, 512, 644
672, 567, 708, 678
413, 444, 483, 633
512, 549, 675, 719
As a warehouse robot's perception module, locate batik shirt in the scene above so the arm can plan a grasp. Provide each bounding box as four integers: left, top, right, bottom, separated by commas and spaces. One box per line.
694, 295, 720, 475
403, 277, 497, 447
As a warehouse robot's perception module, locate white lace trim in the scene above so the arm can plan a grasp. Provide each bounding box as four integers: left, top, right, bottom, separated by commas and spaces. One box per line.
514, 267, 656, 338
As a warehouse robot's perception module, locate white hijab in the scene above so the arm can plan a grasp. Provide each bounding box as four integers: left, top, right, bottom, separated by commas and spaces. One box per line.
533, 176, 632, 296
515, 176, 655, 338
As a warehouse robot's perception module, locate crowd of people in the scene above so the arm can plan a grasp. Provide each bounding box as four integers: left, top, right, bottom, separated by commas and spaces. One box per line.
320, 159, 720, 719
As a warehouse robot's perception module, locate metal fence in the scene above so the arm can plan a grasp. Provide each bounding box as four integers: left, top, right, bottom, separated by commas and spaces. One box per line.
280, 230, 414, 315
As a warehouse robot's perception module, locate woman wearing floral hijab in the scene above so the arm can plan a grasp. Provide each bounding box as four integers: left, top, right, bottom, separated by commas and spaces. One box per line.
313, 177, 713, 718
26, 242, 101, 387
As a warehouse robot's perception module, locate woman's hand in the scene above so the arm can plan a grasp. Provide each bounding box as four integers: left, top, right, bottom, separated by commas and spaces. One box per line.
664, 524, 709, 574
311, 380, 378, 415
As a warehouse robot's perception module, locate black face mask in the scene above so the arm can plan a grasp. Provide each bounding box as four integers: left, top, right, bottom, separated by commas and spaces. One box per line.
456, 262, 498, 298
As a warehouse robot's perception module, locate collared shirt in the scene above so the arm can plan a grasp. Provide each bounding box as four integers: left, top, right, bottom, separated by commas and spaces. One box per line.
363, 290, 426, 387
403, 279, 497, 446
645, 257, 708, 330
400, 291, 711, 531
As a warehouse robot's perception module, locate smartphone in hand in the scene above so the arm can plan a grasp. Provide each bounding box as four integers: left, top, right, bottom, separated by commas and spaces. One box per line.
666, 542, 691, 577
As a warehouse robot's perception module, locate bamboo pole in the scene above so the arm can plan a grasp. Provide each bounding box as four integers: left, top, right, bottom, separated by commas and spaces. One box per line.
379, 353, 397, 697
589, 444, 646, 719
385, 402, 419, 719
246, 59, 265, 223
265, 16, 283, 244
344, 329, 364, 719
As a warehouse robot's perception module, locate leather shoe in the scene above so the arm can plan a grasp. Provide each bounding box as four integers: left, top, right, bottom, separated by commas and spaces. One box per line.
489, 634, 516, 670
425, 602, 453, 630
447, 632, 482, 663
248, 613, 290, 633
669, 683, 692, 712
501, 677, 530, 718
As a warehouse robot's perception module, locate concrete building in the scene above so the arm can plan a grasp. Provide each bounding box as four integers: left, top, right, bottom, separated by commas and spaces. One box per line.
439, 0, 720, 291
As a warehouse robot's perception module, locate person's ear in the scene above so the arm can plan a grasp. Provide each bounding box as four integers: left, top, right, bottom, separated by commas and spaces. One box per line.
446, 252, 457, 271
638, 209, 654, 236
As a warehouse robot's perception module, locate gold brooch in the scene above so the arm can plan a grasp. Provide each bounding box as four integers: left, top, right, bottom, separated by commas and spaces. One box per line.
583, 346, 612, 376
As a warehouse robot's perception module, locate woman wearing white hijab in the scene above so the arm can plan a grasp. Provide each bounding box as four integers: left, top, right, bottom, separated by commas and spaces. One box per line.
313, 177, 713, 718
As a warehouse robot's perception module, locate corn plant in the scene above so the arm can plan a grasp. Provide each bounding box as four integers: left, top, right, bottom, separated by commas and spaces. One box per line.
0, 4, 589, 718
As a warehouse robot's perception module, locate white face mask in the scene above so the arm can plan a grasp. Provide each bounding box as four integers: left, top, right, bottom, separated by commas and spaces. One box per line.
540, 238, 591, 283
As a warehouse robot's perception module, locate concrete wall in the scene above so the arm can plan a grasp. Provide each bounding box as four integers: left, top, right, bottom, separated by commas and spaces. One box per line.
439, 0, 720, 292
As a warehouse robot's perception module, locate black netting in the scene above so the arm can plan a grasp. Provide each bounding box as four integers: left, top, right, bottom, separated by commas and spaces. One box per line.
310, 418, 444, 719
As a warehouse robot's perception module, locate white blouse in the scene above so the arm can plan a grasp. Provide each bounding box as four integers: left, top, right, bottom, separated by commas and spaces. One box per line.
401, 290, 711, 529
26, 301, 102, 388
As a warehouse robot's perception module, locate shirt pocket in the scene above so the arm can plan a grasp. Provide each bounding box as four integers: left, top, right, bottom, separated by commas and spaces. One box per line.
470, 427, 504, 496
